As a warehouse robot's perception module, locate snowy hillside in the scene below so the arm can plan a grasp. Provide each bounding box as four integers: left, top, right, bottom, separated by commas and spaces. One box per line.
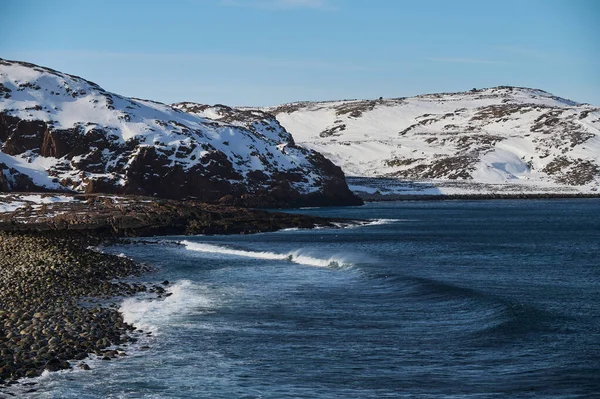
0, 59, 360, 207
256, 87, 600, 195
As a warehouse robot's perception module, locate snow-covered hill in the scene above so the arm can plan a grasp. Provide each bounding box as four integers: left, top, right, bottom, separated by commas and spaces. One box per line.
0, 59, 360, 207
255, 87, 600, 195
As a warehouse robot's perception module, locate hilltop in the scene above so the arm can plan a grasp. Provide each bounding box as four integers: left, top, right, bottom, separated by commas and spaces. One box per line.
0, 59, 360, 207
245, 87, 599, 196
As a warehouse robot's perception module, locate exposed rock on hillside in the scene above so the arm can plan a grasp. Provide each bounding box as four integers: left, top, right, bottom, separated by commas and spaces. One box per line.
0, 59, 361, 207
253, 87, 600, 195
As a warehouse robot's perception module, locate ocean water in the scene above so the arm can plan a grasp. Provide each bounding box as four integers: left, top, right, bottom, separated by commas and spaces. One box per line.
21, 200, 600, 398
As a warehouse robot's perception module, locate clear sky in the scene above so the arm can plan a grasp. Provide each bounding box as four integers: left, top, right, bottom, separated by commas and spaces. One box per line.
1, 0, 598, 106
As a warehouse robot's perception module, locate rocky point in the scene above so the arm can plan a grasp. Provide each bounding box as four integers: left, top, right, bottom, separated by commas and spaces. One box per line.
0, 59, 361, 207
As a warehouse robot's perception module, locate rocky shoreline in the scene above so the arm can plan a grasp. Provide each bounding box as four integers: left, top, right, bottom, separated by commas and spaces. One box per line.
0, 194, 348, 392
0, 193, 342, 236
0, 231, 154, 389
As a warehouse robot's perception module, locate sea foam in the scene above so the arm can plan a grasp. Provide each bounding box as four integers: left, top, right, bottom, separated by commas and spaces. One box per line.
181, 241, 351, 268
119, 280, 212, 333
363, 218, 403, 226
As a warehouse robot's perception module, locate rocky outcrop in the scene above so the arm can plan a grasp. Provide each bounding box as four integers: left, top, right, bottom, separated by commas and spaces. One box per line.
0, 163, 43, 192
172, 103, 360, 207
0, 59, 361, 207
0, 194, 347, 236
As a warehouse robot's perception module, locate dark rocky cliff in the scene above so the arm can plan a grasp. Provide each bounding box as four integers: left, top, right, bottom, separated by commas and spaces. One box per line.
0, 59, 361, 207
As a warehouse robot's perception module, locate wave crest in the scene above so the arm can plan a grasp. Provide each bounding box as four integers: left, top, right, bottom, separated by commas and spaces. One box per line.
181, 241, 351, 268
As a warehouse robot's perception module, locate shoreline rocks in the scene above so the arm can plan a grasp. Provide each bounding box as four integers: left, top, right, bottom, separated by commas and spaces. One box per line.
0, 231, 150, 385
0, 193, 344, 236
0, 194, 356, 388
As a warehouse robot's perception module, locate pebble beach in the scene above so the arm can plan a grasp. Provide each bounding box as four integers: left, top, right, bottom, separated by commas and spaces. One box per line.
0, 194, 342, 391
0, 231, 156, 385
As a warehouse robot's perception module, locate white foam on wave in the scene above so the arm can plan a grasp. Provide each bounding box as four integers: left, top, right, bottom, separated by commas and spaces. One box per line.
181, 241, 351, 268
119, 280, 212, 333
332, 218, 403, 229
280, 227, 300, 232
363, 218, 402, 226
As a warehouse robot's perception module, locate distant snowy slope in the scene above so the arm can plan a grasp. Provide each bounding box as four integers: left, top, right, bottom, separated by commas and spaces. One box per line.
0, 59, 360, 207
254, 87, 600, 194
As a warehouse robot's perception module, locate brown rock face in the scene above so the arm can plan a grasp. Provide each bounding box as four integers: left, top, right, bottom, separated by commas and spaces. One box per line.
0, 113, 20, 142
0, 166, 9, 191
305, 152, 361, 206
0, 116, 77, 159
41, 129, 73, 158
0, 58, 361, 207
1, 118, 47, 155
0, 162, 44, 192
0, 111, 361, 207
120, 147, 242, 201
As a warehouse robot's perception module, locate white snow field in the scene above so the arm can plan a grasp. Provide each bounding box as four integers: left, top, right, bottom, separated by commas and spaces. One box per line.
254, 87, 600, 195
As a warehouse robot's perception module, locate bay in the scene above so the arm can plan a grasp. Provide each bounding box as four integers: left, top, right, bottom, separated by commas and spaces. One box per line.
25, 199, 600, 398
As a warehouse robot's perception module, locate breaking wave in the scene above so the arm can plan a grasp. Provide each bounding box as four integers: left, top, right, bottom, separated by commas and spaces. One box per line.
119, 280, 213, 333
363, 218, 403, 226
181, 241, 351, 268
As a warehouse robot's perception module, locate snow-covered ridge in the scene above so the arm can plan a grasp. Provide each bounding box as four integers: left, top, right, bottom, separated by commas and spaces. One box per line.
249, 86, 600, 194
0, 59, 359, 206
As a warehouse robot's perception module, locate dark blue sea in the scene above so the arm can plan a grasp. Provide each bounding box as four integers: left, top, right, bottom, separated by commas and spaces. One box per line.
24, 200, 600, 398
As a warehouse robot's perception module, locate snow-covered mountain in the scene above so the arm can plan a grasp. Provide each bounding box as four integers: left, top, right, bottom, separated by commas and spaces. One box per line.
0, 59, 360, 207
253, 87, 600, 195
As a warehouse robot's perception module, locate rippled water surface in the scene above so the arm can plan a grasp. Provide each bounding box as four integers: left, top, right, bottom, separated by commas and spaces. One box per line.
23, 200, 600, 398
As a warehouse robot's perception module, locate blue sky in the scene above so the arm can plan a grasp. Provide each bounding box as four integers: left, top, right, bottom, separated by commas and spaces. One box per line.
1, 0, 598, 106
